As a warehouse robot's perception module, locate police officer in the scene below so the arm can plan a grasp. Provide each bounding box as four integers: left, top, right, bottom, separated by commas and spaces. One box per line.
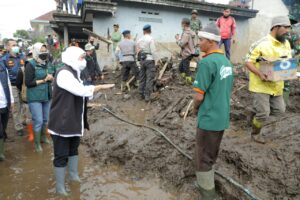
116, 30, 139, 91
0, 39, 29, 137
137, 25, 157, 102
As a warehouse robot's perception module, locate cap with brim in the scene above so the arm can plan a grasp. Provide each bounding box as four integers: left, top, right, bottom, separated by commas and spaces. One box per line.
271, 16, 291, 28
143, 24, 151, 31
191, 10, 198, 14
122, 30, 130, 35
85, 43, 95, 51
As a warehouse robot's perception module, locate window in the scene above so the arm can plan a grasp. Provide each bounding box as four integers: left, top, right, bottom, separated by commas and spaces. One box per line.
141, 10, 160, 16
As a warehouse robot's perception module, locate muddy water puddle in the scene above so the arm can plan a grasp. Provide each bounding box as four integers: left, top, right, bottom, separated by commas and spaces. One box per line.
0, 134, 177, 200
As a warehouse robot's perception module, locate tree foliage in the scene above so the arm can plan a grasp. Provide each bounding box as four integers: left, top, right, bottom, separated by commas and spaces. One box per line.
13, 29, 30, 40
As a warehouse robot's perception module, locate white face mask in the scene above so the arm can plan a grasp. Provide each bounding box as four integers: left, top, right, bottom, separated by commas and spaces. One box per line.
78, 59, 87, 71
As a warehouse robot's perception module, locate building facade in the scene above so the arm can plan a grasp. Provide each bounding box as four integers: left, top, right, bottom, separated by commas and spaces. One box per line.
51, 0, 259, 65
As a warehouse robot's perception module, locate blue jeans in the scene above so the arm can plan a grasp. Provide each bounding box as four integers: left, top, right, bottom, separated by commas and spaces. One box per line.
219, 38, 231, 60
29, 101, 51, 133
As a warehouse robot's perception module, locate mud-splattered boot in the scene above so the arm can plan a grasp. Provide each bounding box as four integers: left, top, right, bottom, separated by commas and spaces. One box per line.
195, 170, 217, 200
121, 81, 126, 92
68, 155, 81, 182
185, 76, 193, 85
41, 126, 51, 144
54, 167, 68, 196
0, 139, 5, 161
134, 80, 139, 88
251, 118, 266, 144
180, 73, 186, 79
34, 131, 43, 152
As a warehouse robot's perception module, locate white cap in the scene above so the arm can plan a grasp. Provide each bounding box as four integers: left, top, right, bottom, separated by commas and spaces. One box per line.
271, 16, 291, 29
85, 43, 95, 51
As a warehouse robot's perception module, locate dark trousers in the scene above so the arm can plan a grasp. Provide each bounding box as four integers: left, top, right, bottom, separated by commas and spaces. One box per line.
51, 135, 80, 167
121, 61, 139, 82
76, 3, 82, 15
179, 56, 192, 76
139, 60, 155, 98
0, 107, 9, 139
219, 38, 231, 60
195, 128, 224, 171
62, 0, 68, 11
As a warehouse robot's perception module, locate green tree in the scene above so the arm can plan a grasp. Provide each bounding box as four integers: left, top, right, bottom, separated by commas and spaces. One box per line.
31, 35, 46, 44
13, 29, 30, 40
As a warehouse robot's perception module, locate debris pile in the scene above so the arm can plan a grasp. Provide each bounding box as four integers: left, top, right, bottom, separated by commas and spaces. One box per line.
83, 68, 300, 199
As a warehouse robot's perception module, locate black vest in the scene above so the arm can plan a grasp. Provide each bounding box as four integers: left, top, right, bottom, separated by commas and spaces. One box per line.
48, 65, 88, 136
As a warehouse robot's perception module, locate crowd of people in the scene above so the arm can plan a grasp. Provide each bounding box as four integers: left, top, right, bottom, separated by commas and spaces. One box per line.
55, 0, 84, 15
0, 6, 299, 199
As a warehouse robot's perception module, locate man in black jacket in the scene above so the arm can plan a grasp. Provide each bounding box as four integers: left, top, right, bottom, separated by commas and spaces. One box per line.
81, 43, 102, 85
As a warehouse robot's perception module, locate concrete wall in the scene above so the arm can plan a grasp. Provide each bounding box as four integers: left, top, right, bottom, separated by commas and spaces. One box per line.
92, 0, 287, 67
237, 0, 289, 61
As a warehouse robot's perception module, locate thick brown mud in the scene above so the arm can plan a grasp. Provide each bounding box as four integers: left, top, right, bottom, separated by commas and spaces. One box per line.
0, 123, 177, 200
83, 68, 300, 200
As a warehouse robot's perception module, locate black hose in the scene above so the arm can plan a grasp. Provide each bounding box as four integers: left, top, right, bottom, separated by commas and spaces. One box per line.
101, 106, 263, 200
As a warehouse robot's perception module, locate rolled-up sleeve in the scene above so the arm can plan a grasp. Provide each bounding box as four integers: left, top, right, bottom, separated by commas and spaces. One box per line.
245, 43, 261, 64
56, 70, 95, 98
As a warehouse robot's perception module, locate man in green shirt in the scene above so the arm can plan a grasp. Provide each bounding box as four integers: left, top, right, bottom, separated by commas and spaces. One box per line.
111, 24, 122, 71
192, 22, 233, 199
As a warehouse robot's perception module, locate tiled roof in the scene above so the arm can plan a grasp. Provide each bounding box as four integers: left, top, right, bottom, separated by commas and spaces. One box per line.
33, 10, 55, 21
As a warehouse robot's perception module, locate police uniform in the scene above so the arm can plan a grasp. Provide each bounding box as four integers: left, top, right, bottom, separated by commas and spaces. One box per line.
137, 25, 157, 101
117, 30, 139, 86
0, 53, 30, 133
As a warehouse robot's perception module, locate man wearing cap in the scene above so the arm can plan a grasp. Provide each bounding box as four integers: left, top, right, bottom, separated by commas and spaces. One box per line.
81, 43, 102, 85
245, 16, 292, 144
87, 36, 100, 70
137, 24, 157, 102
176, 18, 197, 84
116, 30, 139, 91
111, 24, 122, 71
191, 10, 202, 34
216, 8, 236, 60
193, 22, 233, 199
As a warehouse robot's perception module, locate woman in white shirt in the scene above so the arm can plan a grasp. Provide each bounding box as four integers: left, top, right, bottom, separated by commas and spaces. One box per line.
48, 46, 114, 196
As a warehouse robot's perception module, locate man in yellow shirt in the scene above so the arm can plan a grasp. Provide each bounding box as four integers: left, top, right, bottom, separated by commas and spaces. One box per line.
245, 16, 292, 143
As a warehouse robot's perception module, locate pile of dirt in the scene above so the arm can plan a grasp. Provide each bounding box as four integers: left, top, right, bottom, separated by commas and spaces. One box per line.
83, 67, 300, 199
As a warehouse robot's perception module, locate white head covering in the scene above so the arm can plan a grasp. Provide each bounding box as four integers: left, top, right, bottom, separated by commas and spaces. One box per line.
32, 42, 47, 64
198, 22, 221, 42
62, 46, 86, 71
271, 16, 291, 29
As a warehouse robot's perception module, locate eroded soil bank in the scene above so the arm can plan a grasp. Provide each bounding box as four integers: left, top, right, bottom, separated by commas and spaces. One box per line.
83, 68, 300, 200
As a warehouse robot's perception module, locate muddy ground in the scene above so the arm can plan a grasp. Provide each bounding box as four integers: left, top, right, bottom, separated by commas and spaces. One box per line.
0, 121, 178, 200
83, 64, 300, 200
